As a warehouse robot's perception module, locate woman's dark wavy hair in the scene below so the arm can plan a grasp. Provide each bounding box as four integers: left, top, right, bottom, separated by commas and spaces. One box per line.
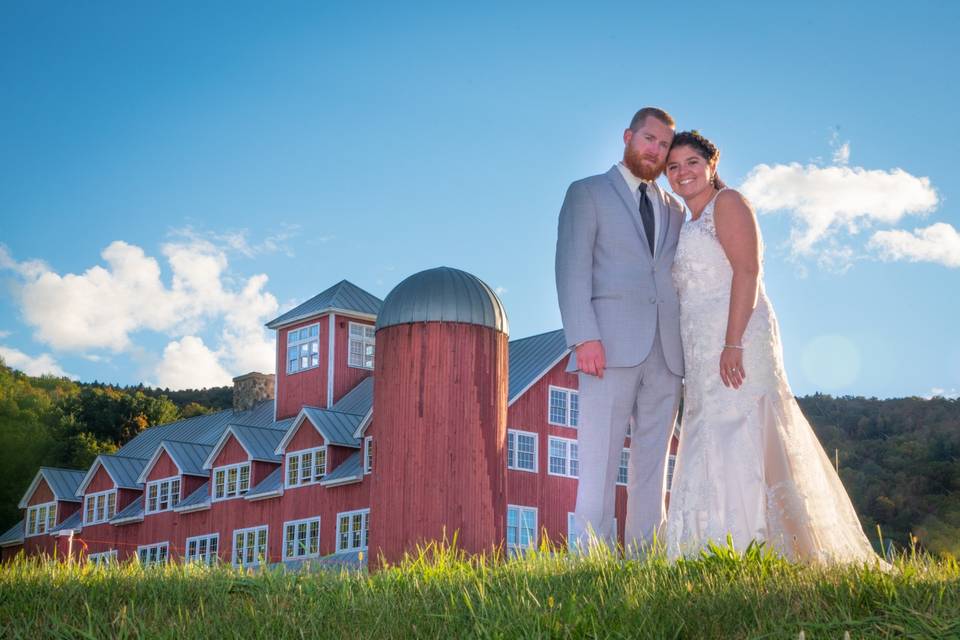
670, 130, 723, 188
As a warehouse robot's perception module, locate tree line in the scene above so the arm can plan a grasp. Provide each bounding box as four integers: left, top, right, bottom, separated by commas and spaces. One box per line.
1, 359, 957, 557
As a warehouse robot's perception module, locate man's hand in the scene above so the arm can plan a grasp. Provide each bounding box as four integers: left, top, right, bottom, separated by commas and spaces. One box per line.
576, 340, 606, 378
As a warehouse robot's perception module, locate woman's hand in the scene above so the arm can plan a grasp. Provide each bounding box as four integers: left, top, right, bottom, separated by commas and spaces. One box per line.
719, 346, 745, 389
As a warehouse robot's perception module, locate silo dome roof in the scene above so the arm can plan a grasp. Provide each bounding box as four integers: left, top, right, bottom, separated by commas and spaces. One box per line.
375, 267, 509, 335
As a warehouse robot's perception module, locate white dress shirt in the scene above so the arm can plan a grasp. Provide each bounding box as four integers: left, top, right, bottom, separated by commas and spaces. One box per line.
616, 162, 661, 255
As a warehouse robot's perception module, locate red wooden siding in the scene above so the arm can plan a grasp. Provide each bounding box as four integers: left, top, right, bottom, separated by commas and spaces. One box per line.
275, 316, 330, 419
213, 436, 251, 467
369, 322, 508, 567
332, 315, 375, 405
146, 450, 180, 482
27, 478, 55, 506
327, 445, 355, 471
86, 466, 115, 493
287, 419, 325, 452
251, 461, 279, 487
181, 475, 206, 501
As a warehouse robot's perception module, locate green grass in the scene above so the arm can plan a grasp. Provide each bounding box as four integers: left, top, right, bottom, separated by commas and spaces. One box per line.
1, 541, 958, 639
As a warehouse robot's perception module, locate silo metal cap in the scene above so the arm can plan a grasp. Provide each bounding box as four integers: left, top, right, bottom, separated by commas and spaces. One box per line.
375, 266, 509, 335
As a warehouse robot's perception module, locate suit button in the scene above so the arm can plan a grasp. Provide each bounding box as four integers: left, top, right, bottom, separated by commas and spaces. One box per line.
649, 297, 656, 304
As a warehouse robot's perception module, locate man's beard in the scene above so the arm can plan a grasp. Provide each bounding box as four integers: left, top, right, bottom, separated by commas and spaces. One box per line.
623, 148, 664, 181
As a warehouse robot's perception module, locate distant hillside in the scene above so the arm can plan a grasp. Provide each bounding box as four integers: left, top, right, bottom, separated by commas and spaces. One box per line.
86, 382, 234, 413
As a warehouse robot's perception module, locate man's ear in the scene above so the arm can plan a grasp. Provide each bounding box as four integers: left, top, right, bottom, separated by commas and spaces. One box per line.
623, 128, 634, 146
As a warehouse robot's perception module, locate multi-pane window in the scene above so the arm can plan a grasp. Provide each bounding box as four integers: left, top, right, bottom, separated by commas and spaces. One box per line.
185, 534, 219, 565
548, 437, 579, 478
84, 490, 117, 525
213, 463, 251, 500
233, 526, 268, 568
88, 550, 117, 566
336, 509, 370, 552
507, 430, 537, 472
26, 502, 57, 536
666, 454, 677, 491
287, 324, 320, 374
283, 517, 321, 560
137, 542, 169, 566
348, 323, 375, 369
364, 436, 373, 474
548, 387, 579, 427
145, 477, 181, 514
617, 449, 630, 486
285, 448, 326, 487
507, 505, 537, 553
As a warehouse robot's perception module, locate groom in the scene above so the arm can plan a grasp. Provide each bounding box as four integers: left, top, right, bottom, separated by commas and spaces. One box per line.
555, 106, 685, 551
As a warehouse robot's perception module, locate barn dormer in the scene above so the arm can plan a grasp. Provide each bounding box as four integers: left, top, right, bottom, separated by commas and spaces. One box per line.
16, 467, 85, 553
75, 454, 149, 527
275, 404, 365, 489
203, 424, 285, 502
265, 280, 382, 419
137, 441, 213, 516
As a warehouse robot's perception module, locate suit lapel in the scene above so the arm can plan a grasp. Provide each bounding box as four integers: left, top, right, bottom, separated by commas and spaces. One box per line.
605, 166, 653, 261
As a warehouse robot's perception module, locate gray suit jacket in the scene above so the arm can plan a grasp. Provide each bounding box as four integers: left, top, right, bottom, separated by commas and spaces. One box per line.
555, 165, 685, 376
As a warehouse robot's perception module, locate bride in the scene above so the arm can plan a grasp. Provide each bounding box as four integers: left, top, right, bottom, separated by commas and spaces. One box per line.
663, 130, 880, 563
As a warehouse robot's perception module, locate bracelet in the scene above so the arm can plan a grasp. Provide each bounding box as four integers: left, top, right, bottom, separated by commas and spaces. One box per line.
723, 344, 744, 350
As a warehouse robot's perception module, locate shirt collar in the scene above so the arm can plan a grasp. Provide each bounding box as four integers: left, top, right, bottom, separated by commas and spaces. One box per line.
617, 162, 654, 194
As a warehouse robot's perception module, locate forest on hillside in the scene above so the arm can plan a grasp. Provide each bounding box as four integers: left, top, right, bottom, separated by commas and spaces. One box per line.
1, 360, 958, 556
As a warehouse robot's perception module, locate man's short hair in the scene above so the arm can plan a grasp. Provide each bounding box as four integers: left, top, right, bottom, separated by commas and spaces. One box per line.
629, 107, 675, 131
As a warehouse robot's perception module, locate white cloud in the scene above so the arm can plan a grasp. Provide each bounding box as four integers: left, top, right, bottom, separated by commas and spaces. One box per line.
153, 336, 233, 390
868, 223, 960, 268
741, 160, 938, 255
926, 387, 959, 400
0, 344, 75, 378
1, 236, 280, 389
832, 142, 850, 166
495, 286, 508, 296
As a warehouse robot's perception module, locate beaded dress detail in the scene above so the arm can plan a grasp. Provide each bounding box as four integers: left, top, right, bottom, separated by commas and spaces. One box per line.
666, 190, 880, 563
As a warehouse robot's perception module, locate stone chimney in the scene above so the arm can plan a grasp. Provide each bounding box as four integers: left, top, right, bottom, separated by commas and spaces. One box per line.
232, 372, 275, 413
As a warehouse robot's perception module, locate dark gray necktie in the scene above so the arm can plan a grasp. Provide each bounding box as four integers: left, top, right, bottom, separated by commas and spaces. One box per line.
638, 183, 656, 255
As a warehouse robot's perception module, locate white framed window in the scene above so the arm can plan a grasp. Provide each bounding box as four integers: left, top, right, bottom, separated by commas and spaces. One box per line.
548, 436, 579, 478
26, 501, 57, 537
287, 324, 320, 374
283, 517, 321, 560
137, 542, 169, 566
285, 447, 327, 488
336, 509, 369, 552
83, 490, 117, 525
617, 448, 629, 486
548, 386, 579, 427
364, 436, 373, 475
145, 476, 181, 514
507, 430, 537, 473
213, 462, 251, 501
88, 550, 117, 566
507, 505, 537, 553
348, 322, 375, 369
185, 534, 219, 565
233, 525, 268, 568
666, 454, 677, 490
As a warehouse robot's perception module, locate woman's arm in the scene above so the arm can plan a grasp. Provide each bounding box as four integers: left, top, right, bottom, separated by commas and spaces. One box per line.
714, 190, 761, 389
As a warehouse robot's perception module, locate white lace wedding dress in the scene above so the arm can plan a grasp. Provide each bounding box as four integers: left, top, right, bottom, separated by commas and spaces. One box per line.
665, 190, 880, 564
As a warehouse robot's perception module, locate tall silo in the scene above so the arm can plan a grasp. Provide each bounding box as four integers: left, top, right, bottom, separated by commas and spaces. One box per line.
368, 267, 508, 567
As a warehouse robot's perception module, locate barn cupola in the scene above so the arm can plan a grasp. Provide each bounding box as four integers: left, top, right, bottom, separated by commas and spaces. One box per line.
368, 267, 509, 568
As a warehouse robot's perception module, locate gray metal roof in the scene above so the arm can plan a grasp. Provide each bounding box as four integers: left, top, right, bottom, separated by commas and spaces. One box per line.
300, 407, 363, 447
246, 467, 283, 500
266, 280, 383, 329
111, 496, 144, 524
228, 424, 285, 462
321, 451, 362, 485
99, 455, 150, 490
161, 441, 214, 477
116, 400, 280, 459
375, 267, 509, 334
331, 377, 373, 416
19, 467, 86, 507
507, 329, 571, 403
175, 482, 211, 512
0, 520, 24, 547
50, 510, 82, 534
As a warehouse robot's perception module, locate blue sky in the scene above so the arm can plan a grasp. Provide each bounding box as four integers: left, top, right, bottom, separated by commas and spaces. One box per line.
0, 1, 957, 399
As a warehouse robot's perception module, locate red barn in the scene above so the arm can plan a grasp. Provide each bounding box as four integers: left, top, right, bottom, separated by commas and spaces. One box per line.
0, 270, 679, 567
